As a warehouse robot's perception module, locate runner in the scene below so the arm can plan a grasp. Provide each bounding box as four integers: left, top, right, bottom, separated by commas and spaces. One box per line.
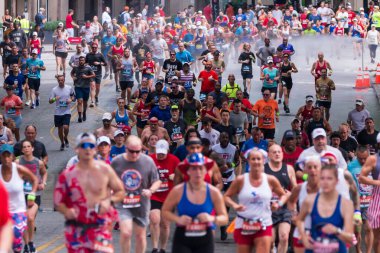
221, 74, 241, 104
279, 53, 298, 113
132, 89, 151, 137
349, 18, 364, 60
107, 37, 124, 92
140, 52, 156, 90
150, 31, 169, 79
238, 43, 255, 96
49, 74, 75, 150
297, 164, 354, 253
177, 62, 196, 91
111, 135, 162, 253
348, 145, 373, 253
162, 152, 228, 253
0, 144, 38, 253
179, 88, 202, 127
16, 140, 47, 253
54, 133, 125, 253
70, 56, 95, 123
4, 63, 26, 101
94, 112, 118, 143
52, 28, 68, 76
164, 105, 187, 152
304, 107, 332, 143
110, 130, 126, 159
1, 84, 24, 141
140, 117, 170, 149
18, 48, 31, 105
101, 28, 116, 80
265, 144, 297, 253
26, 49, 45, 109
260, 56, 280, 99
224, 148, 287, 253
149, 140, 180, 253
310, 52, 332, 83
315, 68, 335, 121
229, 99, 249, 148
296, 95, 316, 129
85, 42, 107, 106
0, 180, 13, 252
198, 61, 218, 101
111, 97, 136, 130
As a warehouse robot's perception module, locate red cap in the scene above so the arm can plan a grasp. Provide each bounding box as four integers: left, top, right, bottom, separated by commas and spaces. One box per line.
122, 125, 131, 133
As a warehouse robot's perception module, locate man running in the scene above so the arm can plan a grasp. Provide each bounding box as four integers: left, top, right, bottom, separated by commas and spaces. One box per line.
70, 56, 95, 122
278, 53, 298, 113
111, 135, 162, 253
54, 133, 125, 253
315, 68, 335, 121
311, 52, 332, 83
49, 74, 75, 151
117, 48, 138, 106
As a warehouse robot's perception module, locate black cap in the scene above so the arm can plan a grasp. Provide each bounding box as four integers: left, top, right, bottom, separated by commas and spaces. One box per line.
283, 130, 295, 140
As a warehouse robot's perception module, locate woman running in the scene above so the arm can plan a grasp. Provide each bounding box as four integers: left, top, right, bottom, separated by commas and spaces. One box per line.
162, 153, 228, 253
53, 29, 68, 76
224, 148, 287, 253
1, 86, 24, 141
297, 164, 354, 253
107, 37, 124, 92
132, 88, 151, 137
111, 97, 136, 130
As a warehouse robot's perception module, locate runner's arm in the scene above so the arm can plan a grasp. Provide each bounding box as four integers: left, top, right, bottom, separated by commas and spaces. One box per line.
359, 155, 379, 186
336, 197, 354, 244
5, 128, 13, 145
287, 165, 297, 190
173, 167, 184, 185
209, 186, 228, 226
211, 163, 223, 191
291, 62, 298, 73
287, 184, 302, 211
0, 220, 12, 252
296, 195, 314, 249
106, 164, 125, 204
344, 171, 360, 210
17, 164, 38, 193
38, 160, 48, 191
224, 175, 244, 210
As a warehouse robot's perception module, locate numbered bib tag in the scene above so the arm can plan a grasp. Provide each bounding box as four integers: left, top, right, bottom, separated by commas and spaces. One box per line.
157, 167, 169, 192
360, 195, 372, 208
241, 219, 262, 235
313, 238, 339, 253
24, 181, 33, 193
157, 179, 169, 192
242, 65, 250, 72
59, 100, 68, 107
122, 68, 132, 77
184, 81, 192, 90
185, 219, 207, 237
7, 108, 16, 115
195, 44, 203, 49
171, 132, 183, 142
236, 127, 243, 135
94, 237, 114, 253
199, 94, 206, 101
122, 193, 141, 208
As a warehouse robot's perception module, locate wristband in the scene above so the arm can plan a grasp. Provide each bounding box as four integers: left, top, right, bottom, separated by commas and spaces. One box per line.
276, 112, 280, 117
27, 194, 36, 201
354, 210, 362, 221
231, 162, 236, 168
278, 200, 284, 207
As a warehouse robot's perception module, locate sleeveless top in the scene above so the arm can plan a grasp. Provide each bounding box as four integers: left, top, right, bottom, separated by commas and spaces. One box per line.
307, 193, 346, 253
177, 183, 214, 219
142, 60, 155, 75
281, 61, 293, 81
180, 70, 194, 90
0, 163, 26, 213
307, 118, 325, 141
115, 109, 129, 128
329, 25, 337, 34
30, 38, 41, 54
293, 182, 312, 238
264, 163, 291, 190
111, 45, 123, 56
314, 60, 327, 80
55, 37, 67, 53
20, 56, 29, 76
136, 99, 151, 122
301, 106, 314, 126
335, 27, 345, 36
236, 173, 272, 228
120, 57, 134, 81
351, 26, 361, 38
19, 156, 42, 195
183, 99, 197, 126
0, 126, 10, 146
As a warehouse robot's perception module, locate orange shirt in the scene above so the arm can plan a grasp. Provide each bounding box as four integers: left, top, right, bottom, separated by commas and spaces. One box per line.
253, 99, 278, 129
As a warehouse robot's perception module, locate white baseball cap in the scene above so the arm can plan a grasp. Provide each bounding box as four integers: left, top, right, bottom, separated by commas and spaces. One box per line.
31, 48, 39, 55
97, 136, 111, 146
312, 128, 327, 139
155, 140, 169, 154
102, 112, 112, 121
114, 129, 125, 137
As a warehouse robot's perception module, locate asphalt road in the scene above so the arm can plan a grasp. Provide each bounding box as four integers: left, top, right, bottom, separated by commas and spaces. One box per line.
2, 37, 380, 252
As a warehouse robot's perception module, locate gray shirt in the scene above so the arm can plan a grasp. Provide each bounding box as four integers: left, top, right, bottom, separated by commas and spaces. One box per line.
69, 52, 86, 68
347, 108, 371, 132
50, 85, 75, 115
111, 153, 159, 213
257, 46, 276, 66
229, 111, 248, 143
70, 65, 94, 88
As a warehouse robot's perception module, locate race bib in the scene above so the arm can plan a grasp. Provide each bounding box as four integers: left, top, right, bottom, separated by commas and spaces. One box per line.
141, 109, 150, 121
94, 238, 114, 253
59, 100, 68, 107
122, 68, 132, 77
7, 108, 16, 115
242, 65, 251, 72
195, 44, 203, 49
171, 132, 183, 142
199, 94, 206, 101
360, 195, 372, 208
157, 167, 169, 192
263, 117, 272, 126
185, 219, 207, 237
313, 238, 339, 253
236, 127, 243, 135
24, 181, 33, 193
122, 192, 141, 208
241, 218, 262, 235
184, 81, 192, 90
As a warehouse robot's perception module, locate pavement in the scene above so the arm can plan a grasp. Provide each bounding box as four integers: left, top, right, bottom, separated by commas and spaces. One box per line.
1, 37, 379, 252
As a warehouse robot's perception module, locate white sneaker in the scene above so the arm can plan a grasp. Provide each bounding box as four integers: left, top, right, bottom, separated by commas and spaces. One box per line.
25, 100, 31, 106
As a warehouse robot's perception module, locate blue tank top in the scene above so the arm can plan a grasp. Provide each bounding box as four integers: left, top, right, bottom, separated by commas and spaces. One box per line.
329, 25, 336, 34
306, 193, 346, 253
115, 109, 129, 127
177, 183, 214, 219
352, 26, 361, 38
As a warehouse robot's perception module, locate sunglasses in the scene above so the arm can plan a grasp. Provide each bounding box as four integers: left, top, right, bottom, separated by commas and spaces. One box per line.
80, 142, 96, 149
127, 148, 141, 154
92, 47, 98, 49
103, 119, 111, 122
170, 54, 175, 56
263, 94, 270, 96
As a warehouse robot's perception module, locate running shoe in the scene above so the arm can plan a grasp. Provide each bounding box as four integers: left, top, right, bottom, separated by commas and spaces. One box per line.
60, 143, 64, 151
30, 103, 36, 109
23, 244, 30, 253
95, 96, 99, 105
103, 73, 109, 79
284, 105, 290, 114
278, 99, 282, 104
151, 249, 159, 253
25, 100, 31, 106
89, 102, 94, 108
36, 98, 40, 107
220, 226, 228, 241
64, 138, 69, 148
159, 250, 166, 253
116, 87, 121, 92
28, 242, 37, 253
78, 117, 82, 123
83, 111, 87, 121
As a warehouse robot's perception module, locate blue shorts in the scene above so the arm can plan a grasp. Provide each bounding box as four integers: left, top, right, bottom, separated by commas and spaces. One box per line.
5, 114, 22, 129
142, 73, 154, 80
74, 87, 90, 101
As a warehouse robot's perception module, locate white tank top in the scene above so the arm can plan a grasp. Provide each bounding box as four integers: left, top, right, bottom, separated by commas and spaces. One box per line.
212, 143, 237, 183
236, 173, 272, 228
0, 163, 26, 213
293, 182, 312, 238
337, 168, 350, 200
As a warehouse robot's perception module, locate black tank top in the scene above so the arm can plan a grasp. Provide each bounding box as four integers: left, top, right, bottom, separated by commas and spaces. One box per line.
281, 61, 293, 80
307, 118, 325, 142
264, 162, 290, 190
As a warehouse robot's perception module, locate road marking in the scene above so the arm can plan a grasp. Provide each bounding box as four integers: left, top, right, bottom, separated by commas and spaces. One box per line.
49, 244, 66, 253
36, 235, 63, 251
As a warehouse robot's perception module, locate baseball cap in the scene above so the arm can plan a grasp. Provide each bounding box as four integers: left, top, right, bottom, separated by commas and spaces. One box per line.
331, 18, 336, 22
171, 105, 179, 110
141, 88, 149, 94
97, 136, 111, 146
149, 118, 158, 124
155, 140, 169, 154
58, 22, 64, 27
283, 130, 295, 140
306, 95, 314, 102
0, 144, 14, 154
122, 125, 131, 134
114, 129, 125, 137
31, 48, 39, 55
32, 31, 38, 36
76, 132, 96, 147
102, 112, 112, 121
267, 56, 273, 63
355, 98, 364, 105
171, 76, 178, 81
183, 62, 190, 66
312, 128, 327, 139
155, 81, 163, 86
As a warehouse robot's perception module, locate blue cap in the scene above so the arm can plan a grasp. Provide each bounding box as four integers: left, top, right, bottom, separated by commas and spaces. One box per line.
186, 153, 205, 166
0, 144, 14, 154
141, 88, 149, 94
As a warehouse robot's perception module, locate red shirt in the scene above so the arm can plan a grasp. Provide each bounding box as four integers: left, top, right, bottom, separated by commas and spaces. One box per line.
66, 14, 73, 29
263, 17, 278, 27
1, 95, 23, 116
300, 13, 309, 29
198, 70, 218, 93
150, 154, 180, 203
0, 181, 10, 227
348, 11, 356, 25
204, 5, 212, 22
282, 146, 303, 167
229, 99, 253, 113
163, 29, 176, 45
159, 9, 165, 17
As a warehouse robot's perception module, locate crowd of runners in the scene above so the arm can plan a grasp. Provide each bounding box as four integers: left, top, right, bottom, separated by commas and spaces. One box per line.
0, 1, 380, 253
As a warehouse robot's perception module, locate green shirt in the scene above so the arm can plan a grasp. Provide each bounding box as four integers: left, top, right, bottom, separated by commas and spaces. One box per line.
373, 12, 380, 28
303, 29, 317, 36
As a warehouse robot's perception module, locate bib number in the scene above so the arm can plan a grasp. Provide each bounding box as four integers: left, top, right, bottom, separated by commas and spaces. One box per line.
122, 193, 141, 208
157, 179, 169, 192
24, 181, 33, 193
242, 65, 251, 73
59, 100, 68, 107
196, 44, 203, 49
241, 219, 263, 235
7, 108, 16, 115
313, 238, 339, 253
94, 238, 114, 253
184, 81, 192, 90
185, 219, 207, 237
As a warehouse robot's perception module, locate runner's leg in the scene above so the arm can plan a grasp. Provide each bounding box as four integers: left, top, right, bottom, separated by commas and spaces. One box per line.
119, 219, 133, 253
149, 209, 161, 250
277, 222, 291, 253
133, 222, 147, 253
